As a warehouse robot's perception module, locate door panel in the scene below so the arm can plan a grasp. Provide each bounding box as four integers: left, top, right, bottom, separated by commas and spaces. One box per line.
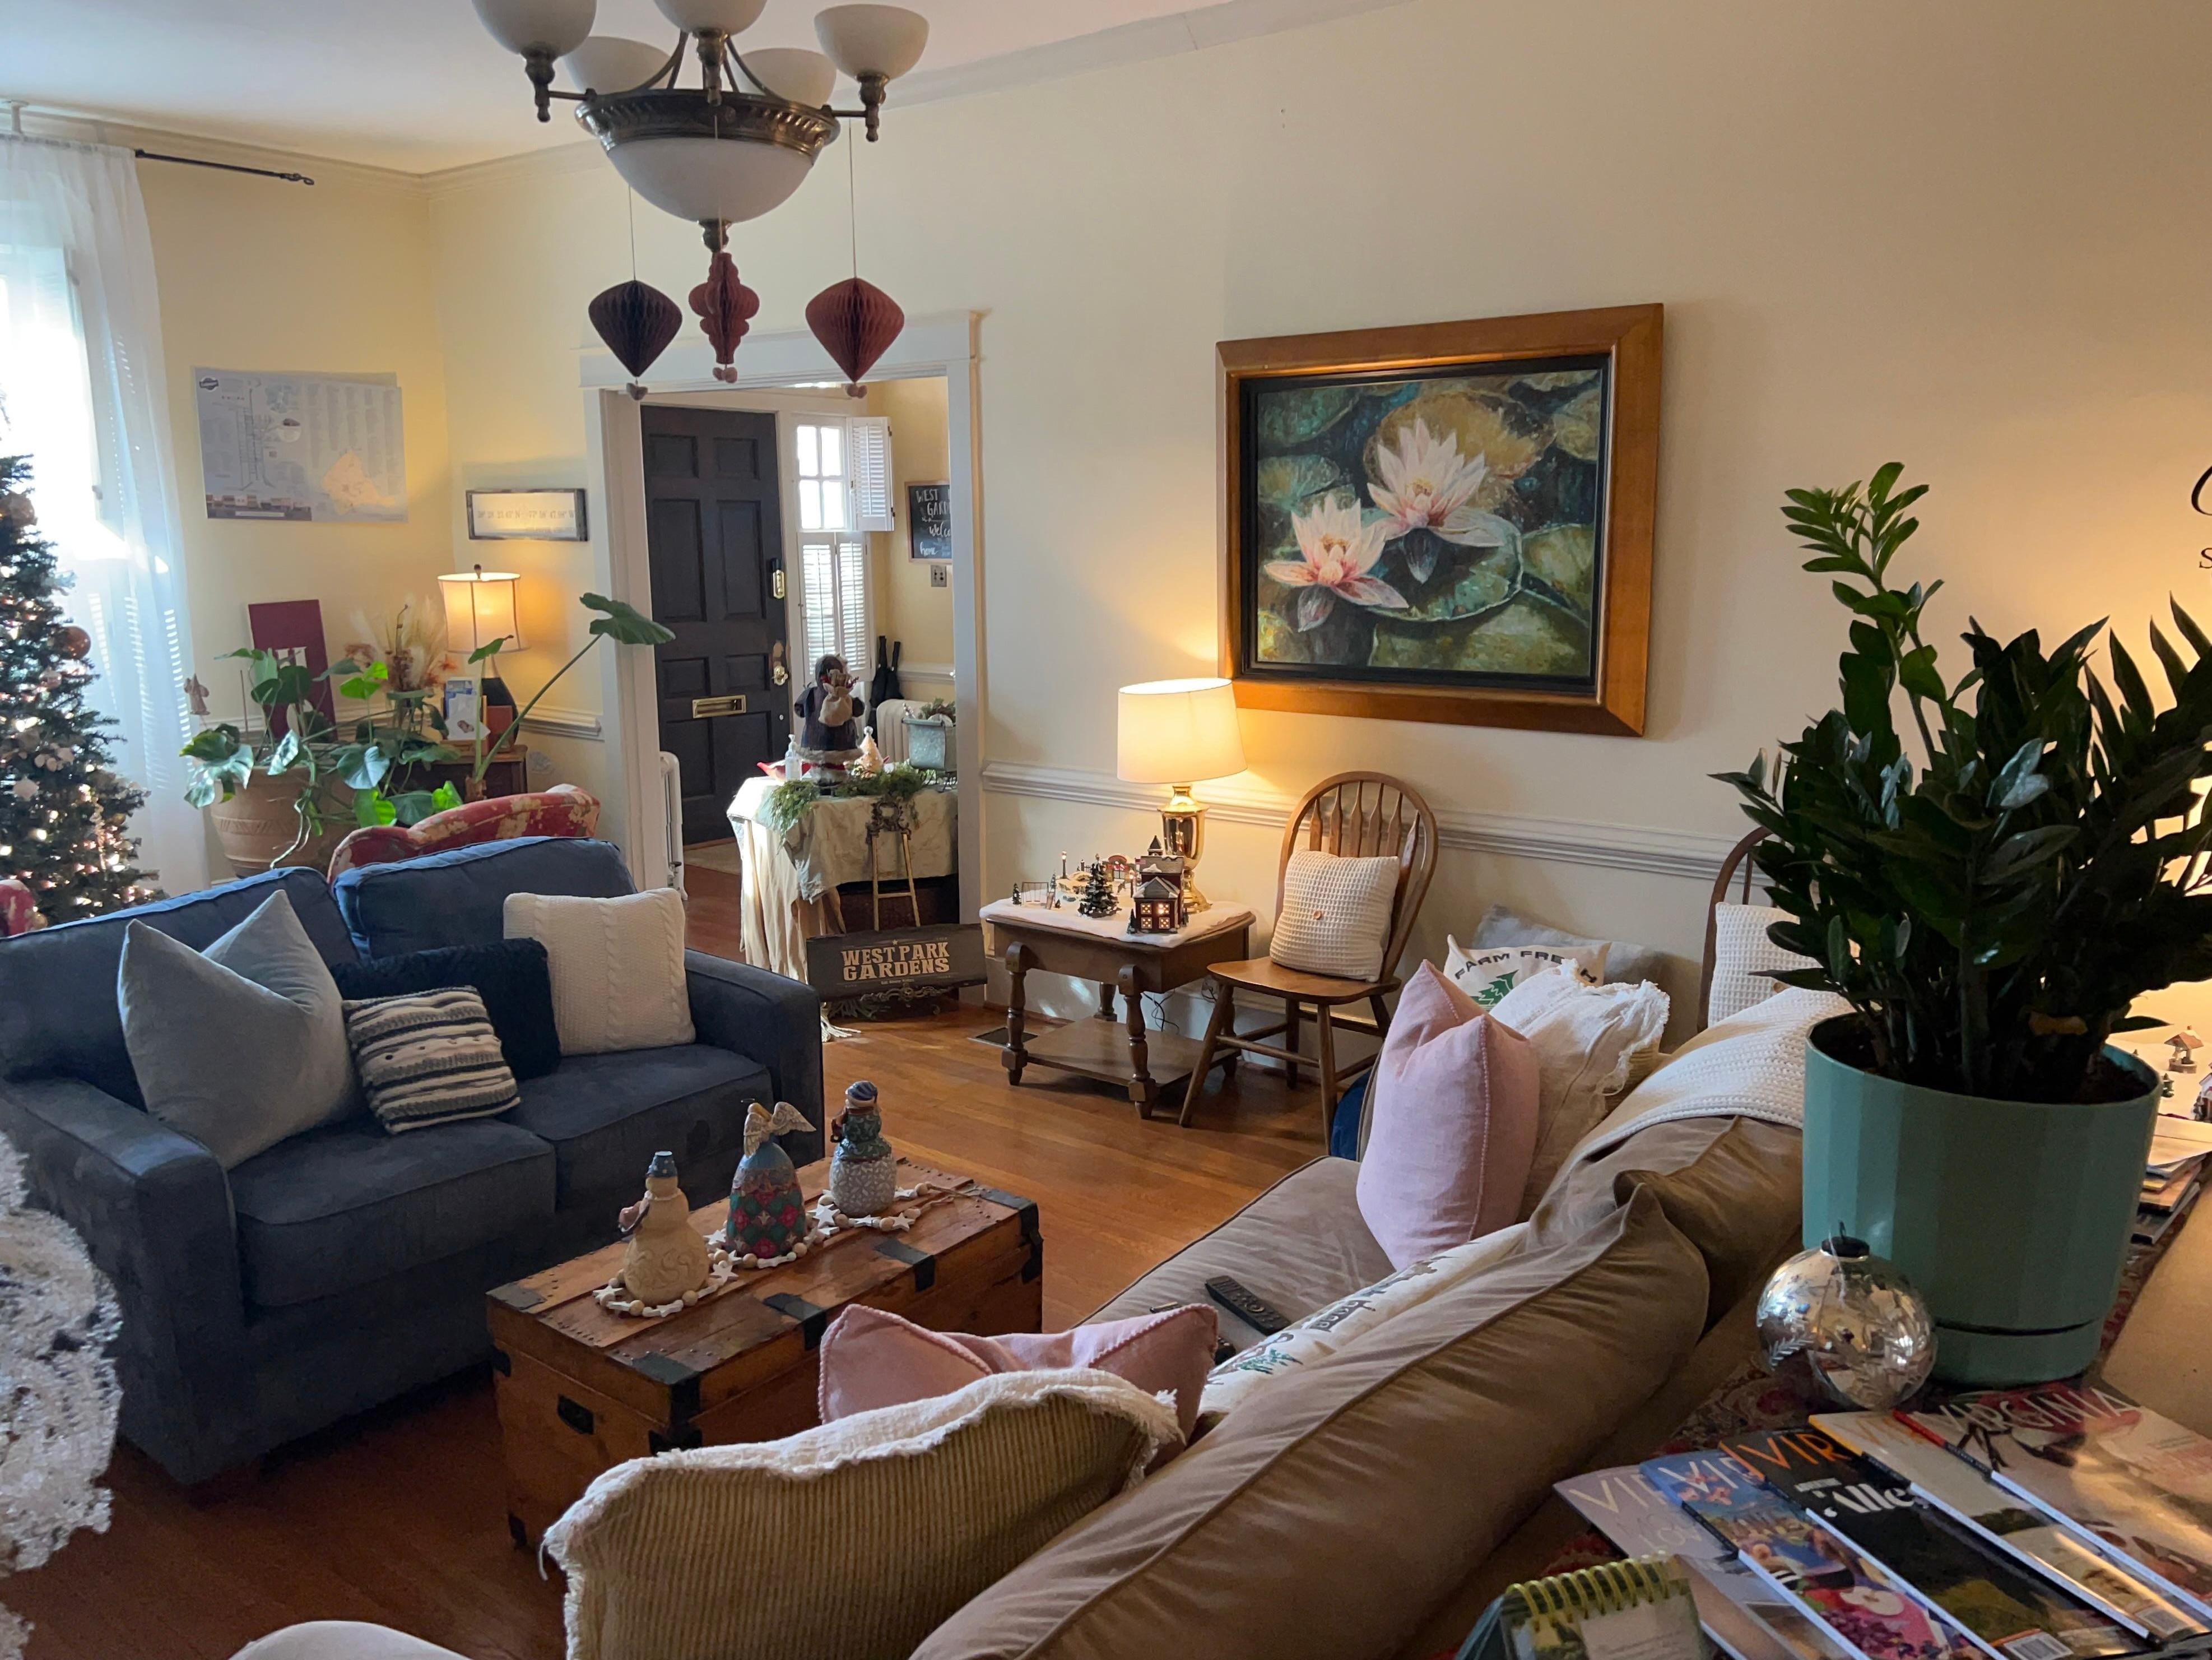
640, 406, 789, 845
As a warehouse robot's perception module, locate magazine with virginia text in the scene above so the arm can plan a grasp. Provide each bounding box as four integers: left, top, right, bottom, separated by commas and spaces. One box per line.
1559, 1464, 1849, 1660
1644, 1450, 1978, 1660
1721, 1429, 2141, 1660
1909, 1384, 2212, 1621
1814, 1412, 2205, 1644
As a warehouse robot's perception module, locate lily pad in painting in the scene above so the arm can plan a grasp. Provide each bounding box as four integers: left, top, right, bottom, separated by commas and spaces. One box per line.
1256, 386, 1362, 448
1520, 525, 1595, 614
1367, 591, 1592, 678
1386, 543, 1518, 624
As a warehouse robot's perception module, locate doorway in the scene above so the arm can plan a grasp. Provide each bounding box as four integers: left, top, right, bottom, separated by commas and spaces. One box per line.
640, 405, 789, 844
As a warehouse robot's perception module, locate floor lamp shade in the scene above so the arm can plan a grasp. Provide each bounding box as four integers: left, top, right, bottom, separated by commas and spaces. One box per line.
439, 568, 526, 657
1117, 678, 1246, 785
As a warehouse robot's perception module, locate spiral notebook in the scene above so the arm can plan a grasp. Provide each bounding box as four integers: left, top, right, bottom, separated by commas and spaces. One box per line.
1458, 1555, 1712, 1660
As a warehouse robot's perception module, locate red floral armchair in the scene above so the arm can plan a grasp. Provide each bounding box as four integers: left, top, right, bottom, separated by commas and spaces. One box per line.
324, 785, 601, 882
0, 878, 34, 938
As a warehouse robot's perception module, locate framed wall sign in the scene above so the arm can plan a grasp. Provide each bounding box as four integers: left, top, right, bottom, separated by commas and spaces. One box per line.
805, 924, 987, 999
1219, 304, 1661, 736
907, 480, 952, 560
466, 488, 588, 541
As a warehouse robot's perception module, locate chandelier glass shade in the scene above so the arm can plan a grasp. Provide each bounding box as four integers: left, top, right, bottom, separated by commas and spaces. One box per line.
580, 92, 834, 229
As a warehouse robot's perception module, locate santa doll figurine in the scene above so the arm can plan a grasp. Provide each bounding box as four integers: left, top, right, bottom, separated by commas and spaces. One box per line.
794, 653, 865, 760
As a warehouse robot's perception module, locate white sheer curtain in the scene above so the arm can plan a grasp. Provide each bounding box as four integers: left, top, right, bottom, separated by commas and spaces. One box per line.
0, 136, 205, 893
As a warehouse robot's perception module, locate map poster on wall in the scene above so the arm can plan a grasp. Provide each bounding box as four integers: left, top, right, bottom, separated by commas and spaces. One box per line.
193, 368, 407, 523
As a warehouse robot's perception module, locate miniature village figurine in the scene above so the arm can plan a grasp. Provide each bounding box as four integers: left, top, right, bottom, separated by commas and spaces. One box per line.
617, 1151, 712, 1305
827, 1080, 899, 1217
2168, 1031, 2203, 1074
727, 1101, 815, 1260
852, 730, 886, 777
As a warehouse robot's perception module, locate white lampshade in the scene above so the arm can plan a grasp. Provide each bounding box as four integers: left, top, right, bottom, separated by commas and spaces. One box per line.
439, 569, 526, 657
1117, 678, 1246, 785
814, 4, 929, 81
742, 47, 837, 106
560, 35, 669, 94
473, 0, 596, 59
653, 0, 767, 35
604, 135, 814, 223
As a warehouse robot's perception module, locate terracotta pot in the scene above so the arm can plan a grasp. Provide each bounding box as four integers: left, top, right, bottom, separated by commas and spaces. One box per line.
205, 773, 350, 879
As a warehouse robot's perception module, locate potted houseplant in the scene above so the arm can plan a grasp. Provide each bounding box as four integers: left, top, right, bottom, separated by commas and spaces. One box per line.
1720, 464, 2212, 1384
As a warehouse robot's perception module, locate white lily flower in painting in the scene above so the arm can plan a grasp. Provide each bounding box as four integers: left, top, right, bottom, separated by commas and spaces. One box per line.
1265, 495, 1406, 630
1370, 417, 1519, 580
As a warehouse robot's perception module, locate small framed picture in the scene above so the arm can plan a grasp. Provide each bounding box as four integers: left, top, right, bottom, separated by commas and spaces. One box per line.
466, 488, 588, 541
444, 675, 482, 744
907, 480, 952, 560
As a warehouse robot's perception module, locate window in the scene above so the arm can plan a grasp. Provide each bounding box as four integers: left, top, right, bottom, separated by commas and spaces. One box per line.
794, 415, 890, 674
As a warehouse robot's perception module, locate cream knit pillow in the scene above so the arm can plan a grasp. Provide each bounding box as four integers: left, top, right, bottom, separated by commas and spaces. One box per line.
503, 888, 694, 1056
1708, 901, 1817, 1023
545, 1370, 1179, 1660
1269, 850, 1400, 981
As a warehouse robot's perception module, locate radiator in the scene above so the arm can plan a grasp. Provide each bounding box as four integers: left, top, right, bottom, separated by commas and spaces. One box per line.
659, 750, 685, 892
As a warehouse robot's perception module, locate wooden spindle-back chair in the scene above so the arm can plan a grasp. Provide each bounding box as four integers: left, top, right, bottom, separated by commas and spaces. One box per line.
1183, 773, 1438, 1135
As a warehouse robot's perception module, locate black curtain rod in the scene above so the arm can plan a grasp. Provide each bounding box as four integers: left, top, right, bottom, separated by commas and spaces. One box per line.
132, 149, 314, 186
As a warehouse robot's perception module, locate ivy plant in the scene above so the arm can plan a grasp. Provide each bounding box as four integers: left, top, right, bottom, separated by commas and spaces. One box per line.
1717, 464, 2212, 1102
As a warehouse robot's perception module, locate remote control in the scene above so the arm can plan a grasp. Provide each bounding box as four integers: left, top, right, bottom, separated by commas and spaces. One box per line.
1205, 1275, 1291, 1336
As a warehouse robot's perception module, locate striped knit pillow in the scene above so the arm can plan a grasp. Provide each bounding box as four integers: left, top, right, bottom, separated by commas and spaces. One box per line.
342, 987, 522, 1134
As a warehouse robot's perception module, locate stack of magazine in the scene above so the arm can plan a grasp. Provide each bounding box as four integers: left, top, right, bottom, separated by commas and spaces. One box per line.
1558, 1382, 2212, 1660
2140, 1117, 2212, 1244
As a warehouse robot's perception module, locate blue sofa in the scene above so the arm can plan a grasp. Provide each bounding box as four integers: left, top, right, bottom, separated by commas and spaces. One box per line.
0, 837, 822, 1486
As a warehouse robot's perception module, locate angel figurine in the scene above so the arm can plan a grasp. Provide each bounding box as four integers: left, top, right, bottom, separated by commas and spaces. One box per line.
727, 1101, 815, 1261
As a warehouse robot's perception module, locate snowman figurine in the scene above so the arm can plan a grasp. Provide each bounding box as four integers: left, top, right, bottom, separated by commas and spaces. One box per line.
827, 1081, 898, 1217
617, 1151, 711, 1305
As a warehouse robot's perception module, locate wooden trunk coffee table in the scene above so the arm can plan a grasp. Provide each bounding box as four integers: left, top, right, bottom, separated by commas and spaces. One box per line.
485, 1159, 1042, 1545
980, 898, 1254, 1118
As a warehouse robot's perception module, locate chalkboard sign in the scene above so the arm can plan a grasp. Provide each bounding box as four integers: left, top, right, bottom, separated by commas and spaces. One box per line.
908, 479, 952, 560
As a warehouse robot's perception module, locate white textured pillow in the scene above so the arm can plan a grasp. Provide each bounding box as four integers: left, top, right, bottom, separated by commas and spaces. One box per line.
1269, 850, 1400, 980
503, 887, 695, 1056
1708, 901, 1816, 1023
1443, 937, 1602, 1007
1490, 965, 1670, 1218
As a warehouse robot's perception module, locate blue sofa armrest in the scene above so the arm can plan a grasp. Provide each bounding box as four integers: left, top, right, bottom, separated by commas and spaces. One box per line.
0, 1076, 252, 1484
685, 951, 825, 1162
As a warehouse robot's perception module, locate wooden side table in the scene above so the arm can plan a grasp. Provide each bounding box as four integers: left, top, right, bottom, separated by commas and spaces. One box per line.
980, 899, 1254, 1119
485, 1159, 1042, 1545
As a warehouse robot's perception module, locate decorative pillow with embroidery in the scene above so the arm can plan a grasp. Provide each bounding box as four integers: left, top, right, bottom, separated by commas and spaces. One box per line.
1442, 938, 1603, 1007
1268, 850, 1400, 981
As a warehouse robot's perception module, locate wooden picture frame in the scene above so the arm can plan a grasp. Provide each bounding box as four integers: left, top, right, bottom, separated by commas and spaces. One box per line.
1219, 304, 1660, 736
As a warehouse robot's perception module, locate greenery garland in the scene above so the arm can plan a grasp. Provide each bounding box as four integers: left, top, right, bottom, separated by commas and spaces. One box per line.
761, 764, 944, 836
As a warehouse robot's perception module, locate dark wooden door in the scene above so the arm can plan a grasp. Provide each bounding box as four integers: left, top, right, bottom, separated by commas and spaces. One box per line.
641, 406, 789, 844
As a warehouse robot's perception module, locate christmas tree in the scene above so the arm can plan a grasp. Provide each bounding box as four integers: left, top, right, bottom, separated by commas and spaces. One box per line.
1076, 858, 1116, 918
0, 456, 155, 925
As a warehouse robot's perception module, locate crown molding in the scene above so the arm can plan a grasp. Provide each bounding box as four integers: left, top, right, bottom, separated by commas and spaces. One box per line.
520, 703, 602, 742
6, 103, 430, 197
978, 759, 1746, 884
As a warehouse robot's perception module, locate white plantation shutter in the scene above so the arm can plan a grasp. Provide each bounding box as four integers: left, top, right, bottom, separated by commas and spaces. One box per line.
850, 415, 892, 532
838, 537, 869, 666
801, 538, 838, 669
799, 535, 870, 679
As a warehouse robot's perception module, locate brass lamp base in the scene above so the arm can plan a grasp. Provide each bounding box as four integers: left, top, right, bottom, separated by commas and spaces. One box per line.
1160, 785, 1210, 911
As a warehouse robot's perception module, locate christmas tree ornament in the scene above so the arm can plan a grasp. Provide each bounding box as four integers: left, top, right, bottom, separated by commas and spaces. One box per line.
806, 277, 904, 398
589, 280, 683, 401
1, 491, 34, 528
689, 247, 760, 384
726, 1101, 815, 1262
10, 780, 34, 801
1756, 1234, 1936, 1410
52, 625, 90, 661
826, 1081, 898, 1217
616, 1151, 713, 1306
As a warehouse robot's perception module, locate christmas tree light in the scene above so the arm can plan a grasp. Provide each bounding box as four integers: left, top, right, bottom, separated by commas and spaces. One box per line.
0, 456, 154, 925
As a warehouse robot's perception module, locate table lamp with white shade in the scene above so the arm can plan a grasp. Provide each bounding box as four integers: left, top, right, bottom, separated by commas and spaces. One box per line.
438, 565, 525, 735
1117, 677, 1246, 911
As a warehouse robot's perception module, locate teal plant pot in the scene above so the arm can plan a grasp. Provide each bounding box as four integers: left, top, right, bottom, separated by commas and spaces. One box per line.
1802, 1017, 2158, 1386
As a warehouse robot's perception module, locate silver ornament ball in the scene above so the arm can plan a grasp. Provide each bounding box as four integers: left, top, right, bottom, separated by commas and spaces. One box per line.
1755, 1234, 1936, 1410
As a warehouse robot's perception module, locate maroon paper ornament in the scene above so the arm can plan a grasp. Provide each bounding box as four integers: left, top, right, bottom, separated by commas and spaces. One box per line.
588, 280, 682, 401
689, 252, 761, 384
806, 277, 905, 398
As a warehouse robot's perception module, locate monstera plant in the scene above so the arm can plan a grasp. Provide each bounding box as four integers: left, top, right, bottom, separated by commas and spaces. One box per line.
1718, 463, 2212, 1384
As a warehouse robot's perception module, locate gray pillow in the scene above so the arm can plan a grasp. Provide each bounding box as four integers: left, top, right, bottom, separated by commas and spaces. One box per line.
1473, 902, 1667, 989
119, 892, 359, 1168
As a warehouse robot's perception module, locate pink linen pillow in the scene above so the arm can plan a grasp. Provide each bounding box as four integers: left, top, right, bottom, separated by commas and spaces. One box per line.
817, 1302, 1219, 1440
1355, 961, 1540, 1269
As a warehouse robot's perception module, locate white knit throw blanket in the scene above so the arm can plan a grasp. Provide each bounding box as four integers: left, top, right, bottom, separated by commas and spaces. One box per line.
1572, 986, 1851, 1163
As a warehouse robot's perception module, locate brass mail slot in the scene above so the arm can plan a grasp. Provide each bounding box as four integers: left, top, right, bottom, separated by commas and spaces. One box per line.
691, 694, 748, 718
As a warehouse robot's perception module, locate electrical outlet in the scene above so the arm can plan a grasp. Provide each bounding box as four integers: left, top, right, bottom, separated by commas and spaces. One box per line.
929, 564, 949, 588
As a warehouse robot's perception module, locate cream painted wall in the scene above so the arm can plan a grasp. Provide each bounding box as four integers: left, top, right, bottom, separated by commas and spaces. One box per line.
138, 160, 453, 724
417, 0, 2212, 1020
866, 375, 955, 679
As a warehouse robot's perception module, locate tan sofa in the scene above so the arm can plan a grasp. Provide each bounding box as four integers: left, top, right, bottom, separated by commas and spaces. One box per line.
233, 1112, 1800, 1660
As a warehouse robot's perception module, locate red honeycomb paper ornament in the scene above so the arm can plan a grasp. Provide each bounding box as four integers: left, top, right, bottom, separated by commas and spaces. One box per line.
806, 277, 905, 398
588, 280, 682, 400
689, 252, 761, 384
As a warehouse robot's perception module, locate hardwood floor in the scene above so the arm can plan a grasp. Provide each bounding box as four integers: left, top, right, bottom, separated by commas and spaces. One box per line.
7, 867, 1327, 1660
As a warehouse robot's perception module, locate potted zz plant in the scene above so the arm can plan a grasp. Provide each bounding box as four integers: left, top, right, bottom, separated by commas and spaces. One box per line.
1721, 464, 2212, 1384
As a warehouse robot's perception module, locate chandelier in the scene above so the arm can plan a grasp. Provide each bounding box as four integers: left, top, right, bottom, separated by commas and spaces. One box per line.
472, 0, 927, 390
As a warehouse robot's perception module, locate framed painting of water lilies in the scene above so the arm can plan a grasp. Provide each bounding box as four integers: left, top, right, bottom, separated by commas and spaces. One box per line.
1219, 304, 1660, 735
